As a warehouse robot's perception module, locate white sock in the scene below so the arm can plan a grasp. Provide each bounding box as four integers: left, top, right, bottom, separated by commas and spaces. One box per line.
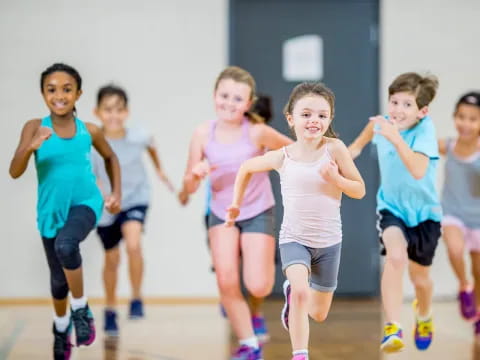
239, 336, 259, 349
54, 313, 71, 332
417, 312, 432, 322
293, 349, 309, 356
71, 295, 87, 311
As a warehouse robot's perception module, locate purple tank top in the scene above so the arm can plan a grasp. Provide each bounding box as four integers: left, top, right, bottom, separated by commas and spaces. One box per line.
204, 118, 275, 221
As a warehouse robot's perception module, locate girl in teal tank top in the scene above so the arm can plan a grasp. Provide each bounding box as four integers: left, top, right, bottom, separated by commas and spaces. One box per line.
9, 63, 121, 359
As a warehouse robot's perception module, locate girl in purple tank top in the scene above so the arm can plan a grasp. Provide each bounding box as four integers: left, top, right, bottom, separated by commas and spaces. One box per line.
178, 66, 292, 360
226, 82, 365, 360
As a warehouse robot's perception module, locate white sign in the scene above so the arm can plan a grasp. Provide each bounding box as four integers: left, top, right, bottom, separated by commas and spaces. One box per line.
282, 34, 323, 82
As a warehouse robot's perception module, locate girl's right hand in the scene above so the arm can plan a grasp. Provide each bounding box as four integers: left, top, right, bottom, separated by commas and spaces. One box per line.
191, 160, 216, 180
178, 188, 190, 206
30, 126, 52, 150
105, 194, 121, 214
224, 205, 240, 226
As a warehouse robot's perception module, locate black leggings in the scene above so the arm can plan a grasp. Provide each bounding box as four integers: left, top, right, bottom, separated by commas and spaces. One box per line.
42, 205, 96, 299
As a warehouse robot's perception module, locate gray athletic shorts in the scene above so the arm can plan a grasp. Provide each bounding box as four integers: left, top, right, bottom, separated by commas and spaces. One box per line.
280, 241, 342, 292
207, 207, 275, 237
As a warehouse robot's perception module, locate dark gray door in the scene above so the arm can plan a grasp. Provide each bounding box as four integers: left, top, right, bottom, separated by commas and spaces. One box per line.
230, 0, 380, 296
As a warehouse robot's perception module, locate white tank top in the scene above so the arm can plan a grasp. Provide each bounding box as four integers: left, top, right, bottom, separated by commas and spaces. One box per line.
278, 144, 342, 248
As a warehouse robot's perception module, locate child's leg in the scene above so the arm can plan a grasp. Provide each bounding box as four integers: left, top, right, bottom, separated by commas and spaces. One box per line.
308, 290, 334, 323
121, 220, 144, 300
103, 247, 120, 308
285, 264, 311, 351
248, 295, 264, 316
241, 233, 275, 299
209, 224, 255, 340
470, 251, 480, 310
408, 261, 433, 317
381, 226, 409, 323
443, 224, 470, 289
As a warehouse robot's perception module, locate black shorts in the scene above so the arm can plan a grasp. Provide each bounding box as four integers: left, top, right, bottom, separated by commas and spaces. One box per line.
377, 209, 441, 266
97, 205, 148, 250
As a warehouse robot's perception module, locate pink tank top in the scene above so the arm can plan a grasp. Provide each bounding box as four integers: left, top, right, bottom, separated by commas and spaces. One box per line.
278, 145, 342, 248
204, 118, 275, 221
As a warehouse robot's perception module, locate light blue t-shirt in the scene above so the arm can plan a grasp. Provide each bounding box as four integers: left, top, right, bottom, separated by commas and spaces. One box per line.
372, 116, 442, 227
205, 178, 212, 216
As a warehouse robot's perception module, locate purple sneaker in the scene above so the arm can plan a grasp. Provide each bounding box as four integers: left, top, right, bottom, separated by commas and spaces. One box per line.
475, 319, 480, 336
281, 280, 291, 331
231, 345, 263, 360
459, 290, 476, 320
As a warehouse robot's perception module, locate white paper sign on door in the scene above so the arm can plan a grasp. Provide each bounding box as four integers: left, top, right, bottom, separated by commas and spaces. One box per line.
282, 34, 323, 82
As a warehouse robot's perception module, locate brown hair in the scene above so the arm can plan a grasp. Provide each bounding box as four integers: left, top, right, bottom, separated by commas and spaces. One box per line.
283, 82, 337, 138
214, 66, 264, 124
388, 72, 439, 109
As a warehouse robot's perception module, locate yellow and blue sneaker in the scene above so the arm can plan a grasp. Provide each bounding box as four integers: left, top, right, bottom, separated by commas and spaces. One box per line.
413, 300, 433, 351
380, 322, 404, 353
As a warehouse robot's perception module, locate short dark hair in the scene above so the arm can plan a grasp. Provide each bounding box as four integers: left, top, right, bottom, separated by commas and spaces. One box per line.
97, 84, 128, 106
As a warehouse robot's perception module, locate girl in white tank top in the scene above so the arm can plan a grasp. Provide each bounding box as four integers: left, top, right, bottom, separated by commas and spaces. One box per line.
226, 82, 365, 360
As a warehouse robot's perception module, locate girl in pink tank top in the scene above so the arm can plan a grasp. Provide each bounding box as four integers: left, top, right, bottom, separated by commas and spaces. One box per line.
227, 82, 365, 360
178, 66, 292, 360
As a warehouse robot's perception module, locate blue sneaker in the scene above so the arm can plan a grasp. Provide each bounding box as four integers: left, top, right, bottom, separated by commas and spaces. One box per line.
252, 315, 269, 343
53, 320, 72, 360
104, 309, 119, 337
231, 345, 263, 360
129, 299, 144, 319
380, 322, 404, 353
413, 300, 433, 351
71, 304, 95, 347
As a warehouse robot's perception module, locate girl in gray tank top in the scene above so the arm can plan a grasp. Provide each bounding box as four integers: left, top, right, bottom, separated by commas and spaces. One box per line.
439, 92, 480, 332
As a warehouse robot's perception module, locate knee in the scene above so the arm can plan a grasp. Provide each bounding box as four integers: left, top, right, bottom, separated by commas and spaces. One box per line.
217, 271, 240, 297
246, 281, 273, 298
386, 251, 408, 270
291, 286, 310, 308
105, 251, 120, 271
310, 307, 329, 323
447, 245, 464, 260
55, 239, 81, 269
126, 242, 142, 257
411, 273, 432, 290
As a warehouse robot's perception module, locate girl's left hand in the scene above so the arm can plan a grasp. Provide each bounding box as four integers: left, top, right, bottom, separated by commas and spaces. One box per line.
371, 116, 401, 145
105, 194, 121, 214
224, 205, 240, 226
320, 160, 340, 185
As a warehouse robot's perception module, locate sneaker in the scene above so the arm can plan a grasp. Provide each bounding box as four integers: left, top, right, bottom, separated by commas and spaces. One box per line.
104, 309, 119, 337
474, 319, 480, 337
281, 280, 291, 331
252, 315, 270, 343
53, 321, 72, 360
380, 322, 404, 353
129, 299, 144, 319
71, 304, 96, 346
459, 289, 476, 320
413, 300, 434, 351
292, 355, 308, 360
231, 345, 263, 360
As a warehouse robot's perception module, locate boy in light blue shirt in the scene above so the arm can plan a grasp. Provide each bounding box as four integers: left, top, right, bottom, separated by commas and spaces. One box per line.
349, 72, 441, 354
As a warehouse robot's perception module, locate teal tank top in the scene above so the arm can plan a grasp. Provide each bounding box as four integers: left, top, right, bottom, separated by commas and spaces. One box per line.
34, 116, 103, 238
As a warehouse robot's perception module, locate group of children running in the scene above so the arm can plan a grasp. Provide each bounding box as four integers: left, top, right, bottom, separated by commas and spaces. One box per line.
8, 62, 480, 360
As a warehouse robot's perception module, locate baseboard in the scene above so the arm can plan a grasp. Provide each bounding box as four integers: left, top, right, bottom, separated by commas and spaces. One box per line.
0, 297, 219, 306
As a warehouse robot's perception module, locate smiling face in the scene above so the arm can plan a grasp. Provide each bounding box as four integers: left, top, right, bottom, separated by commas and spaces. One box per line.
214, 78, 253, 123
41, 71, 82, 117
95, 95, 128, 133
387, 91, 428, 130
454, 103, 480, 141
287, 95, 332, 140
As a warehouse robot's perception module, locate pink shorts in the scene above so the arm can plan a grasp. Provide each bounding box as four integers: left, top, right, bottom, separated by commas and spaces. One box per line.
442, 215, 480, 252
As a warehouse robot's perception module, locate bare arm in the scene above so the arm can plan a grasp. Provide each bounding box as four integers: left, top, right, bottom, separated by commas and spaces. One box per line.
86, 123, 122, 213
9, 119, 45, 178
325, 139, 366, 199
225, 149, 284, 225
372, 117, 429, 180
438, 138, 447, 156
348, 120, 375, 159
147, 140, 174, 192
251, 123, 293, 150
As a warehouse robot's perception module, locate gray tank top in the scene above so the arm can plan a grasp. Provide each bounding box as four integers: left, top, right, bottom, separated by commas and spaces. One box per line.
92, 127, 152, 226
441, 138, 480, 228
